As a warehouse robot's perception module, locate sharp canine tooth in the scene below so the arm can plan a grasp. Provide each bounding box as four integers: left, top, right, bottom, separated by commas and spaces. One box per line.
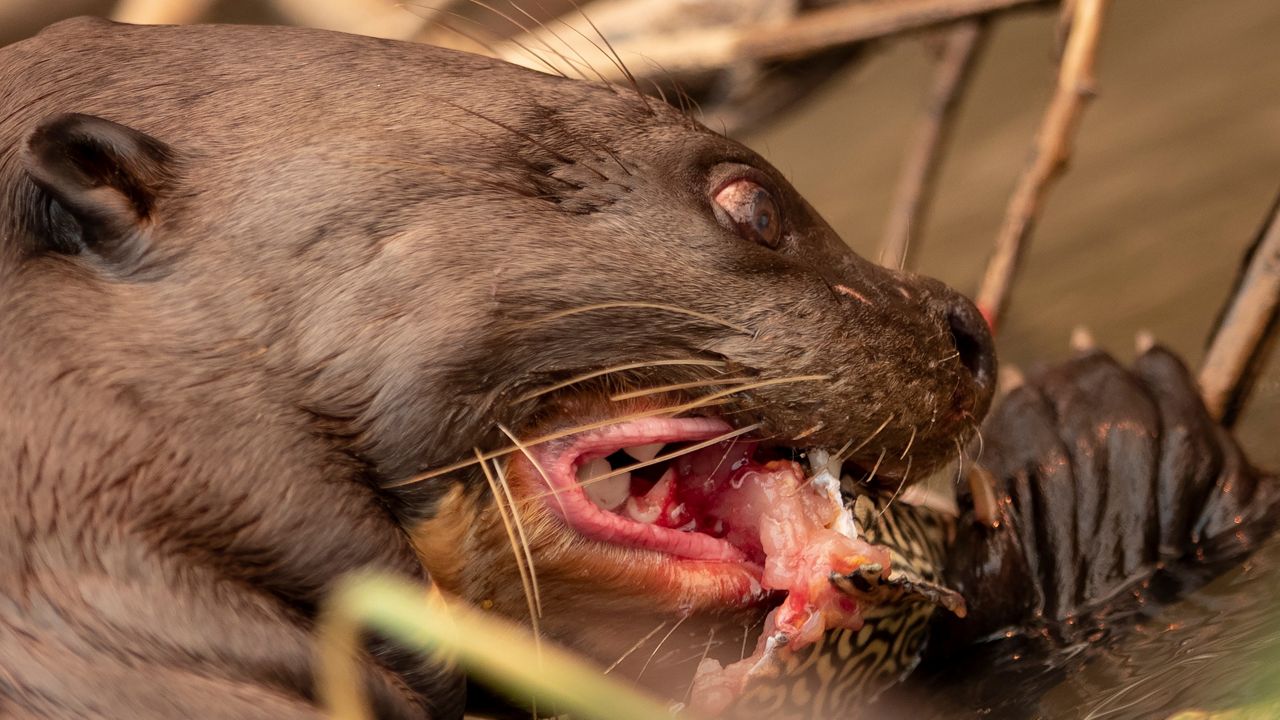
624, 470, 674, 524
624, 443, 663, 462
578, 458, 630, 511
645, 469, 675, 501
624, 496, 662, 523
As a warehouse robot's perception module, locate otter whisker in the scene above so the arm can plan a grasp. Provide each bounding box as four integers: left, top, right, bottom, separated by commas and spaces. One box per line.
698, 431, 749, 488
516, 358, 726, 402
834, 413, 895, 466
683, 627, 717, 704
348, 155, 555, 200
899, 426, 917, 460
638, 55, 698, 119
648, 374, 829, 408
388, 398, 724, 488
558, 423, 761, 497
967, 414, 986, 466
876, 453, 913, 522
603, 620, 670, 675
402, 3, 515, 66
933, 349, 962, 366
793, 422, 824, 441
507, 2, 608, 84
564, 0, 652, 114
430, 89, 610, 182
637, 611, 689, 681
513, 0, 622, 98
497, 422, 567, 519
447, 0, 576, 81
409, 1, 540, 70
475, 449, 543, 657
861, 447, 888, 487
646, 78, 670, 107
390, 375, 819, 488
608, 376, 756, 402
831, 436, 857, 465
526, 301, 752, 335
490, 457, 544, 619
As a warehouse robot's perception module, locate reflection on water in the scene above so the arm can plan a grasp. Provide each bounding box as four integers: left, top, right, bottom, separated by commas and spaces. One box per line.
1048, 538, 1280, 719
886, 534, 1280, 719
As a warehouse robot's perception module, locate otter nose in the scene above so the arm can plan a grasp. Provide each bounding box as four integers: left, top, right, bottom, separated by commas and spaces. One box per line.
941, 293, 997, 400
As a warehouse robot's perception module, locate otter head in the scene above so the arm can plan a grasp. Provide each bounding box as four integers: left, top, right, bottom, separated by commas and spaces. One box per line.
6, 21, 994, 699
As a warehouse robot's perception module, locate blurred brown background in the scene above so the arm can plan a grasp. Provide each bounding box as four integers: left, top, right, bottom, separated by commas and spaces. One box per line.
739, 0, 1280, 466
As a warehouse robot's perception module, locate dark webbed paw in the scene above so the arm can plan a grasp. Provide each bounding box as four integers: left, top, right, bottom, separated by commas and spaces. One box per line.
940, 345, 1279, 643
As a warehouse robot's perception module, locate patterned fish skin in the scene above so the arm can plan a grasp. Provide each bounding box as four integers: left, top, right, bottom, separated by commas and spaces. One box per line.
729, 492, 954, 720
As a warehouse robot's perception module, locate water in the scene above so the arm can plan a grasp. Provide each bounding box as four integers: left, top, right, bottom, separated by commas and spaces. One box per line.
887, 537, 1280, 718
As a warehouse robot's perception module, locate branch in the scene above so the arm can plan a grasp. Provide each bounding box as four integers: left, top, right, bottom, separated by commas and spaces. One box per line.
1200, 193, 1280, 426
111, 0, 215, 24
597, 0, 1049, 81
879, 20, 988, 270
975, 0, 1110, 332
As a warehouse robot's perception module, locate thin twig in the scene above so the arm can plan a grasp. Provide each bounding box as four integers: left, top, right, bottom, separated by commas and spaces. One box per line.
975, 0, 1111, 332
1199, 193, 1280, 426
584, 0, 1048, 82
880, 19, 988, 270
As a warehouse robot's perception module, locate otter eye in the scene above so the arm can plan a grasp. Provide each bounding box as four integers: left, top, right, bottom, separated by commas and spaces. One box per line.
713, 179, 782, 248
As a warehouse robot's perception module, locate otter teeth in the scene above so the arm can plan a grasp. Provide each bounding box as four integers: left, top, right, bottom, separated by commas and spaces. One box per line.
624, 470, 674, 524
578, 457, 630, 511
623, 443, 663, 462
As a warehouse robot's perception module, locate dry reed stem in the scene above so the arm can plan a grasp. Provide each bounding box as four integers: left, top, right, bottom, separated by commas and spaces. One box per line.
879, 19, 988, 270
592, 0, 1046, 81
975, 0, 1110, 332
319, 574, 683, 720
1200, 194, 1280, 425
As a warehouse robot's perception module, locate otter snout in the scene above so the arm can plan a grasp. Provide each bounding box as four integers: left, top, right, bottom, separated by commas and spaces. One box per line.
930, 280, 998, 414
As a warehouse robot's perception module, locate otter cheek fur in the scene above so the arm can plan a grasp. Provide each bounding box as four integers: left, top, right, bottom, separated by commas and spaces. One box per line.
0, 18, 995, 716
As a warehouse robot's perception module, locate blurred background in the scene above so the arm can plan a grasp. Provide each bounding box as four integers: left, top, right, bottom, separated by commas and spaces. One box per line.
4, 1, 1279, 716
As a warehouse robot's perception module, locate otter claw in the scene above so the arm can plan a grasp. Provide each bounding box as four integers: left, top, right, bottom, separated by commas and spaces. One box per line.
1136, 329, 1156, 354
967, 463, 1002, 529
1070, 325, 1097, 352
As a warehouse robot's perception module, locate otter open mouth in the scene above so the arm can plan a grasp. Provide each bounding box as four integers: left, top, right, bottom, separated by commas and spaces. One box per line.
512, 413, 923, 712
517, 416, 891, 578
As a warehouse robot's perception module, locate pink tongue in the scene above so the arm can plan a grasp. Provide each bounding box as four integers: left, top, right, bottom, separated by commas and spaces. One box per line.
682, 457, 891, 716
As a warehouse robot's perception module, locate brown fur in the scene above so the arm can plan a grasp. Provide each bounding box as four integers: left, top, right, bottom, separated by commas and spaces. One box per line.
0, 17, 995, 718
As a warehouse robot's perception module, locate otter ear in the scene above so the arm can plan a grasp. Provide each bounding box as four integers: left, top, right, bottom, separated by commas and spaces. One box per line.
22, 113, 173, 259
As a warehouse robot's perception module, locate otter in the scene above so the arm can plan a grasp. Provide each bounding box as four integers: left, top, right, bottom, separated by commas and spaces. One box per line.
0, 16, 994, 719
0, 17, 1273, 720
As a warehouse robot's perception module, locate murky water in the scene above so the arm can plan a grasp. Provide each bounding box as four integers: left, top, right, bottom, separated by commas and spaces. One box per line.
744, 1, 1280, 716
882, 536, 1280, 719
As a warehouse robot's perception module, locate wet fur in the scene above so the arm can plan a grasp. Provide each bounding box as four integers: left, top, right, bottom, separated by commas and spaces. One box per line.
0, 18, 994, 719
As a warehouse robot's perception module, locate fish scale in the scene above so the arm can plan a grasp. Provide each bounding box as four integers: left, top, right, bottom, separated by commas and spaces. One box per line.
727, 489, 954, 719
